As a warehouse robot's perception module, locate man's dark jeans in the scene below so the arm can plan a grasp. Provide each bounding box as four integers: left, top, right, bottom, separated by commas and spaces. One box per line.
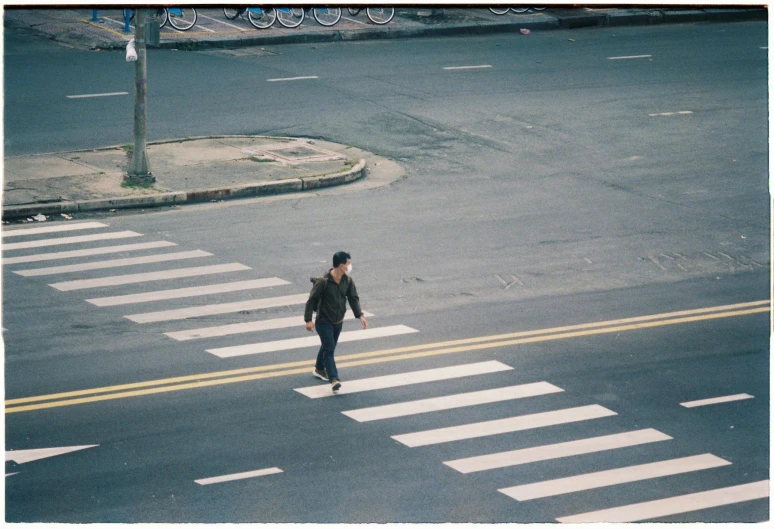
315, 318, 342, 382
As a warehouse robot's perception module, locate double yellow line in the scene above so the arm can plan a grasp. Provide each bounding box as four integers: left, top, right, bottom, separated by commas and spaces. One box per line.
6, 300, 769, 414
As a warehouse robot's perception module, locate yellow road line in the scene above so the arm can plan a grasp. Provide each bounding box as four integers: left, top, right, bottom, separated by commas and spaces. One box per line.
7, 300, 767, 406
6, 303, 769, 414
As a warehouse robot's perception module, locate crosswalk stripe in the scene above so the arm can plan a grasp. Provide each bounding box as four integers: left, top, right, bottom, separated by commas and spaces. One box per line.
2, 241, 177, 265
1, 221, 108, 238
392, 404, 617, 448
125, 293, 307, 323
49, 263, 251, 291
342, 382, 563, 422
14, 250, 212, 276
556, 479, 770, 523
207, 325, 419, 358
195, 467, 283, 485
680, 393, 755, 408
86, 277, 290, 307
444, 428, 672, 473
500, 453, 730, 501
2, 231, 142, 251
294, 360, 513, 399
166, 311, 374, 341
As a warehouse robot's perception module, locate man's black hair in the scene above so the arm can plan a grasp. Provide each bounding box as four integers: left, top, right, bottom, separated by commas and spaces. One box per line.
333, 251, 351, 268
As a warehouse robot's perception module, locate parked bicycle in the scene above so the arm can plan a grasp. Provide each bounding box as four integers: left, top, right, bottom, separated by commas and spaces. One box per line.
223, 6, 346, 29
223, 7, 276, 29
489, 7, 546, 15
346, 7, 395, 25
127, 7, 197, 31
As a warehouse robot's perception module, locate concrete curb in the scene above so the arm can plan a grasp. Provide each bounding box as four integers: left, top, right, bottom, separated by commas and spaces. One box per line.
87, 8, 766, 51
2, 159, 367, 219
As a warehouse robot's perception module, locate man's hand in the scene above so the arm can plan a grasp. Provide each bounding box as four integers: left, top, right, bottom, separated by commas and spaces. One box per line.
305, 321, 315, 332
359, 315, 368, 330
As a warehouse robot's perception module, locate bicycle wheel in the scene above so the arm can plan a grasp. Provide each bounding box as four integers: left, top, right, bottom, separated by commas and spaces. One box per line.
510, 7, 530, 13
276, 7, 305, 28
313, 7, 341, 26
488, 7, 510, 15
223, 7, 240, 19
347, 7, 361, 15
148, 8, 168, 28
167, 7, 197, 31
366, 7, 394, 24
532, 7, 547, 11
248, 7, 276, 29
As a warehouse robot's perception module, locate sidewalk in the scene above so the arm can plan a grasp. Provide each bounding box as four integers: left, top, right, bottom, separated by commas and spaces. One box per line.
4, 7, 766, 51
2, 136, 384, 220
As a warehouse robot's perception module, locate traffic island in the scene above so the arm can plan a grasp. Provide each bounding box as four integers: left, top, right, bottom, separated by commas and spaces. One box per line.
2, 136, 370, 220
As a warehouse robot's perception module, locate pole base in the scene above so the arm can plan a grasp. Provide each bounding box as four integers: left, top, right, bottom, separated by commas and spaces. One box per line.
123, 173, 156, 186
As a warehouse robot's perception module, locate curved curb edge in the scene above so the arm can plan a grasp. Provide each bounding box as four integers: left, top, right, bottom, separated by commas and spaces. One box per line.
2, 159, 367, 220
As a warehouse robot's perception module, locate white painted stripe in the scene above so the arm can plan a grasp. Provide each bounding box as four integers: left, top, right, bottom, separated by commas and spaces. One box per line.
649, 111, 694, 117
3, 231, 142, 251
2, 241, 177, 265
680, 393, 754, 408
294, 361, 513, 399
607, 54, 652, 60
1, 221, 108, 237
392, 405, 616, 448
207, 325, 419, 358
343, 382, 563, 422
195, 467, 283, 485
6, 472, 19, 477
444, 428, 672, 474
87, 277, 291, 307
197, 13, 249, 31
6, 444, 99, 464
443, 65, 492, 70
49, 263, 250, 291
267, 76, 319, 82
500, 454, 730, 501
125, 293, 307, 323
14, 250, 212, 276
166, 310, 374, 341
557, 480, 769, 523
66, 92, 129, 99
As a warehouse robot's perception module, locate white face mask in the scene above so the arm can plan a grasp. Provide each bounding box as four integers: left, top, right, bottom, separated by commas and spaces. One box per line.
346, 263, 352, 274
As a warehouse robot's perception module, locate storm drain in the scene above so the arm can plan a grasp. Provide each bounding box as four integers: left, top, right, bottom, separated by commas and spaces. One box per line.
244, 143, 345, 164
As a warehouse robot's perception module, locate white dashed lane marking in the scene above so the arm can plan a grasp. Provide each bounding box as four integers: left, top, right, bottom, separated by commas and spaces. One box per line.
556, 480, 769, 523
14, 250, 212, 276
87, 277, 290, 307
3, 241, 177, 265
499, 454, 730, 501
295, 360, 513, 399
392, 404, 617, 447
207, 325, 419, 358
49, 263, 251, 291
3, 231, 142, 251
680, 393, 754, 408
342, 382, 563, 422
444, 428, 673, 473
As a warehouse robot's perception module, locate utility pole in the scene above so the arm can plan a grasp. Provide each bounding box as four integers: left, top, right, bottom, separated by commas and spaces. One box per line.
125, 8, 154, 184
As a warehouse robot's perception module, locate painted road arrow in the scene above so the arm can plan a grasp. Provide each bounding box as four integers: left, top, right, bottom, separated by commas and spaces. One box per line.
6, 445, 98, 464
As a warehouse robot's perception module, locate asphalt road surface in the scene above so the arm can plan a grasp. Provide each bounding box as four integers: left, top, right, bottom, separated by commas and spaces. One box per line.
3, 21, 769, 522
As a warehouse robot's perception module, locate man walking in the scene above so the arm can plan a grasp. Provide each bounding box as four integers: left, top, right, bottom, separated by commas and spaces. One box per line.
305, 251, 368, 392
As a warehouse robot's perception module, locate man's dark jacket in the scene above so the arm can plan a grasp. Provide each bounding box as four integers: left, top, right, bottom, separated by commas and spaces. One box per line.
304, 270, 364, 324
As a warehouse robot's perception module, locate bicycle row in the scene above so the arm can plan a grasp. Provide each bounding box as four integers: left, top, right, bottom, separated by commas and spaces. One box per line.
228, 7, 395, 29
123, 7, 546, 33
123, 7, 395, 32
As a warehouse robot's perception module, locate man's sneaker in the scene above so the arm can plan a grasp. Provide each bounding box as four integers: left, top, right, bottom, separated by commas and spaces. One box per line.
312, 368, 328, 381
331, 379, 342, 392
